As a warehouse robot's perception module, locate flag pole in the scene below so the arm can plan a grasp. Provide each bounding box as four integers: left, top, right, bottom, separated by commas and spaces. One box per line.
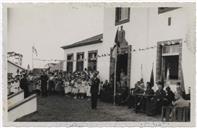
113, 27, 119, 105
113, 49, 117, 105
32, 44, 34, 70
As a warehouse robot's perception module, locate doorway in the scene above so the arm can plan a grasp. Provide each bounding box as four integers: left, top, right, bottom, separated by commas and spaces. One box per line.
116, 54, 128, 89
109, 45, 132, 89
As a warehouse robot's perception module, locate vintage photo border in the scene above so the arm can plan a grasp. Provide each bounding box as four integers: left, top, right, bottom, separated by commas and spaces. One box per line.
1, 1, 196, 127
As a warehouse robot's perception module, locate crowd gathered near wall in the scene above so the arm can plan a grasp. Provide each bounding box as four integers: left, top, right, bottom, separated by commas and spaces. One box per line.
8, 68, 191, 119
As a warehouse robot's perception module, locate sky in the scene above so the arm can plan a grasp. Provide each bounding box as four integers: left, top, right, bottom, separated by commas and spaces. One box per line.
7, 4, 104, 69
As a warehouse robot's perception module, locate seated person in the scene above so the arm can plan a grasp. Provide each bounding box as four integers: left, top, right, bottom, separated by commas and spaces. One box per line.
145, 82, 154, 95
135, 82, 154, 113
169, 92, 190, 121
146, 81, 166, 116
155, 81, 166, 114
133, 81, 145, 95
118, 86, 129, 105
174, 82, 183, 100
184, 87, 191, 100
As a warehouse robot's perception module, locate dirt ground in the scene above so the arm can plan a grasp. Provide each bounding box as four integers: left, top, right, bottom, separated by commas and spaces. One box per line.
16, 95, 160, 122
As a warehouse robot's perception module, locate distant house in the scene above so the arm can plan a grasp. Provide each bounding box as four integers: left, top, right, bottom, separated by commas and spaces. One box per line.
45, 61, 65, 72
61, 34, 103, 73
7, 52, 23, 66
7, 60, 25, 77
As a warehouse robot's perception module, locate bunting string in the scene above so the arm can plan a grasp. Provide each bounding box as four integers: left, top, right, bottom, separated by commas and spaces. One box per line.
33, 40, 194, 63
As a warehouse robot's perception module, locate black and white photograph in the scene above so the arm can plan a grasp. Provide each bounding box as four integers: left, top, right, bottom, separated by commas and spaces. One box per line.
2, 2, 196, 127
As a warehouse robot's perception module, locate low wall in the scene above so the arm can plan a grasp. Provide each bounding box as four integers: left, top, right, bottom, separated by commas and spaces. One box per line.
8, 94, 37, 121
8, 90, 24, 108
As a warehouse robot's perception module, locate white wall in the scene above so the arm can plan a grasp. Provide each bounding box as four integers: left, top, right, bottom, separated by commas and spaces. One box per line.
103, 7, 195, 92
8, 91, 24, 108
103, 8, 157, 89
8, 94, 37, 121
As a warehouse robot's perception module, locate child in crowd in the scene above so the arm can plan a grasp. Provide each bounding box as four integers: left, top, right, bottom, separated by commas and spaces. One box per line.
64, 78, 70, 95
79, 78, 86, 99
73, 79, 79, 99
86, 78, 91, 98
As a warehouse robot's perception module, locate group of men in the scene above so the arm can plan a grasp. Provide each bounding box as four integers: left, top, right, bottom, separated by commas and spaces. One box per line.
126, 80, 190, 116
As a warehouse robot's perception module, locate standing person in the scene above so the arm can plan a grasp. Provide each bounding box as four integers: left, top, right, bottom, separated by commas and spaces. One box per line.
64, 78, 70, 95
40, 71, 49, 97
90, 72, 100, 109
79, 78, 86, 99
48, 73, 55, 95
20, 73, 29, 98
86, 78, 91, 99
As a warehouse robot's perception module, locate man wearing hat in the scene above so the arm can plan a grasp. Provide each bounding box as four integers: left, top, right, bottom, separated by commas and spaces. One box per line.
90, 72, 100, 109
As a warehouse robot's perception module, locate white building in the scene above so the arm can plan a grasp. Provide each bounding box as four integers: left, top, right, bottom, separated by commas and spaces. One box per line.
62, 6, 195, 93
7, 52, 23, 66
8, 60, 25, 77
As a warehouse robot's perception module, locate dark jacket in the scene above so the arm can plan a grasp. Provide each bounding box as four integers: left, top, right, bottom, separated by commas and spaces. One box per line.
155, 89, 166, 101
166, 90, 175, 103
145, 89, 154, 95
20, 77, 28, 90
40, 75, 48, 86
90, 77, 100, 94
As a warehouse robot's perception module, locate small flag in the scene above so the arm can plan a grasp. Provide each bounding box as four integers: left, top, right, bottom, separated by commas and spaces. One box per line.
150, 63, 154, 88
166, 66, 170, 81
32, 46, 38, 56
160, 72, 165, 88
112, 45, 117, 59
27, 64, 30, 70
115, 29, 120, 47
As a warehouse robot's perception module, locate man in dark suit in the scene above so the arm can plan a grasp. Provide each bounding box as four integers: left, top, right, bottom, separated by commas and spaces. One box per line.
20, 73, 29, 98
40, 71, 49, 97
90, 72, 100, 109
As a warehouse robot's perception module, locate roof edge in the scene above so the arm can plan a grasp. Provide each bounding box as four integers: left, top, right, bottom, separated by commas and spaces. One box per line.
61, 34, 103, 50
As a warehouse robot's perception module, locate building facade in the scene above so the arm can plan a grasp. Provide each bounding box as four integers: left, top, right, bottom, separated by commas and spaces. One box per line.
8, 60, 25, 77
7, 52, 23, 66
62, 6, 195, 93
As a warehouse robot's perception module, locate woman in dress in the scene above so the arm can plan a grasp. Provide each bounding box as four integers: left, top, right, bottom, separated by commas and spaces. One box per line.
64, 78, 70, 95
86, 78, 91, 99
79, 78, 86, 99
73, 79, 78, 99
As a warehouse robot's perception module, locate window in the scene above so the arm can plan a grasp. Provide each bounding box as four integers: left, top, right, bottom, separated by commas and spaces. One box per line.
88, 51, 97, 71
156, 40, 182, 82
67, 54, 73, 73
76, 52, 84, 71
168, 17, 171, 26
115, 7, 130, 25
158, 7, 180, 14
163, 56, 179, 80
162, 44, 180, 80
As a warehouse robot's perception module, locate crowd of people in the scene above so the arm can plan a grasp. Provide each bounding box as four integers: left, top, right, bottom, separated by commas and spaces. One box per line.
8, 69, 190, 117
8, 74, 21, 95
